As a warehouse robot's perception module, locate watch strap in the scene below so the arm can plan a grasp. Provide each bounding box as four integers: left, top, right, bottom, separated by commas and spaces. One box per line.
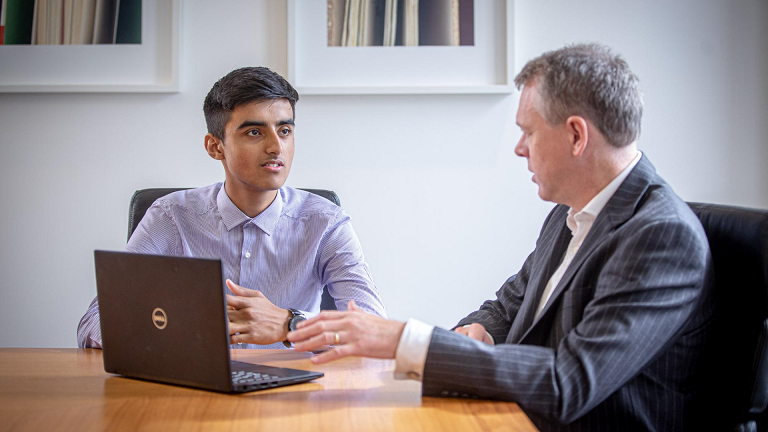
283, 308, 306, 348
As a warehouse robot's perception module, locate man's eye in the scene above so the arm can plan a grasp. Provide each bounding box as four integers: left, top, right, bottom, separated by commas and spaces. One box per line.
280, 128, 292, 135
247, 130, 261, 136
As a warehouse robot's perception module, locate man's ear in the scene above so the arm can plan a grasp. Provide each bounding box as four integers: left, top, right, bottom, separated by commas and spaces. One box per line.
565, 115, 589, 157
204, 133, 225, 160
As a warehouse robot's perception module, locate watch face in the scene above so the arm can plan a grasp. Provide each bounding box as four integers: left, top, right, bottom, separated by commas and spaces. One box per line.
289, 315, 306, 332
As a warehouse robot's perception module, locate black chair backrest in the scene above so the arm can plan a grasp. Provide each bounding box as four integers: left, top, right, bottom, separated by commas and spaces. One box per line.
128, 187, 340, 311
688, 202, 768, 431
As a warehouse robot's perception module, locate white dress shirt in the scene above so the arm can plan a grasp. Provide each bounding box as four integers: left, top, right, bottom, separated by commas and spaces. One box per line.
394, 151, 642, 381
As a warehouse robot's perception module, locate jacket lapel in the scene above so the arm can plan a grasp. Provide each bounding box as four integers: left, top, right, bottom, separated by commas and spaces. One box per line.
517, 155, 659, 344
507, 216, 572, 343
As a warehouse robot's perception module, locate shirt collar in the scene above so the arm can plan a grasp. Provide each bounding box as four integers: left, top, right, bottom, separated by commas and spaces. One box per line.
216, 184, 284, 235
567, 150, 642, 233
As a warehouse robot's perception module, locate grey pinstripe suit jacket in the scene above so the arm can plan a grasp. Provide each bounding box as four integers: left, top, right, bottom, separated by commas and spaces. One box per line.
422, 156, 715, 431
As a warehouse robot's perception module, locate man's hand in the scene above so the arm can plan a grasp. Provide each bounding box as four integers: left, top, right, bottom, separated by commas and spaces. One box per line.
226, 279, 291, 345
288, 301, 406, 364
454, 323, 494, 345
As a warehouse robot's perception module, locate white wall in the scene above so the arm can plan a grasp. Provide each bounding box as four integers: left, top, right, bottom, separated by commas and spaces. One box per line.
0, 0, 766, 348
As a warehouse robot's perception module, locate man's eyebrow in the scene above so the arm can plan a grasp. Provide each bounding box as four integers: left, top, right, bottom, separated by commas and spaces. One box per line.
236, 119, 295, 129
237, 120, 266, 129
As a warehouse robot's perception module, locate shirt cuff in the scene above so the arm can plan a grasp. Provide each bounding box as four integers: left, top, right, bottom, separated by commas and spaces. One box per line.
299, 309, 317, 320
394, 318, 434, 382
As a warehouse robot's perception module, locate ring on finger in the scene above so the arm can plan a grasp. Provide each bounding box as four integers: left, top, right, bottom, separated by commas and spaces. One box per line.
334, 332, 340, 345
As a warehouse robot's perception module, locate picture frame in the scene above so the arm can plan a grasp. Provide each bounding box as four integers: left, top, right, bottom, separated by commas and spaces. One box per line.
0, 0, 181, 93
287, 0, 513, 95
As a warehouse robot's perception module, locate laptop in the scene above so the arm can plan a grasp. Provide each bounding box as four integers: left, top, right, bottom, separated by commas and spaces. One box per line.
94, 250, 324, 393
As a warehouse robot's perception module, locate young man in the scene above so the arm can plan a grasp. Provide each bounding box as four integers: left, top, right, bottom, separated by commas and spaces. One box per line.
288, 44, 715, 431
78, 67, 386, 349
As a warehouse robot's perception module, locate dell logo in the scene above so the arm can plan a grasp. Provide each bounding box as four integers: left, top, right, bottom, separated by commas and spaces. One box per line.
152, 308, 167, 329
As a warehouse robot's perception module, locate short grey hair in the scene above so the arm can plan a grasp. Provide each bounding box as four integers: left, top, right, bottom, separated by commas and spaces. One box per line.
514, 43, 643, 148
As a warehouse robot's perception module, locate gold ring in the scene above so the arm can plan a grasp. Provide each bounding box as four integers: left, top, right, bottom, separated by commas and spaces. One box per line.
334, 332, 340, 345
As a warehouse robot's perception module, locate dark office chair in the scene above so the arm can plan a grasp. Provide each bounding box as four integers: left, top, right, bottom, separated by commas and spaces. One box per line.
687, 202, 768, 432
128, 187, 340, 311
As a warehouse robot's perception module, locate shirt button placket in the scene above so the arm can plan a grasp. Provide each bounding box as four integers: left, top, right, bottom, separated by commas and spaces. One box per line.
241, 224, 256, 282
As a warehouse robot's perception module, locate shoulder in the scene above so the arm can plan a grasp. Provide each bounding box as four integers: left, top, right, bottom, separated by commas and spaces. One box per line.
610, 155, 705, 239
152, 183, 220, 217
636, 181, 703, 235
280, 186, 344, 221
616, 182, 710, 267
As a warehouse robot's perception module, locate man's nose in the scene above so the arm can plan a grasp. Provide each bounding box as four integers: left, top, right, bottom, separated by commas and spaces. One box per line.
514, 136, 527, 158
265, 132, 282, 155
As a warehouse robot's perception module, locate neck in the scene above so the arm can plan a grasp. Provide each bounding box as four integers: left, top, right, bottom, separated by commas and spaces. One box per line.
568, 143, 638, 213
224, 182, 278, 218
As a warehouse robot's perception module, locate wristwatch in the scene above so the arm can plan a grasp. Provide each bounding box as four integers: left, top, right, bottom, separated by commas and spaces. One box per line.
283, 308, 306, 348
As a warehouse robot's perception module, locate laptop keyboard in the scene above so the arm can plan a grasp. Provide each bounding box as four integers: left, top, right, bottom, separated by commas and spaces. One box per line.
231, 370, 281, 385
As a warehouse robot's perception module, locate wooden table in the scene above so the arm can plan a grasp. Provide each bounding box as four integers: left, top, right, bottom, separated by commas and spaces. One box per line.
0, 349, 537, 431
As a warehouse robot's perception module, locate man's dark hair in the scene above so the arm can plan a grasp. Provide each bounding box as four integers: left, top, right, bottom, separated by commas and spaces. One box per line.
203, 67, 299, 140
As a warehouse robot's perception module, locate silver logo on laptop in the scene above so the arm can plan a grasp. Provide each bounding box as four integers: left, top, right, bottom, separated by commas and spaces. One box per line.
152, 308, 167, 329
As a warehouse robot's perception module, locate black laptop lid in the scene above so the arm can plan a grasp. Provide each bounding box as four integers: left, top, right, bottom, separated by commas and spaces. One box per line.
94, 250, 234, 392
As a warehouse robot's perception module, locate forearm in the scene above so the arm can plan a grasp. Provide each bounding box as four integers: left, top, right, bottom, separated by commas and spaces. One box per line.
318, 216, 386, 317
423, 328, 569, 420
326, 278, 386, 318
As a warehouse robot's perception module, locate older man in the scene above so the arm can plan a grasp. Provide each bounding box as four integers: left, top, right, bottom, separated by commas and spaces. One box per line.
288, 44, 714, 431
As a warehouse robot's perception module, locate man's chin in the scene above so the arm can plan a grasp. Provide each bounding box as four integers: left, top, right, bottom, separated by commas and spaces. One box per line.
231, 179, 287, 195
253, 174, 289, 192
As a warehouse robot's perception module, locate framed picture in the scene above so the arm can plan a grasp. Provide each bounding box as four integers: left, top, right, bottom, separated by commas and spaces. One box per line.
287, 0, 513, 95
0, 0, 180, 93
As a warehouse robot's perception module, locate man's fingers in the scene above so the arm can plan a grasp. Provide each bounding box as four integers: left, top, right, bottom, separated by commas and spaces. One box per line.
347, 300, 359, 311
467, 327, 486, 342
226, 292, 267, 309
225, 279, 241, 293
227, 309, 248, 322
292, 331, 336, 352
230, 333, 249, 344
454, 324, 488, 343
466, 327, 480, 338
228, 322, 249, 335
454, 326, 471, 336
225, 279, 265, 298
295, 310, 353, 329
226, 294, 248, 309
456, 324, 493, 345
288, 319, 334, 342
310, 344, 353, 364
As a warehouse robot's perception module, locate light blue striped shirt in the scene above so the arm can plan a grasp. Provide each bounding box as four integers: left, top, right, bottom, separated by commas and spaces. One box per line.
77, 183, 386, 349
